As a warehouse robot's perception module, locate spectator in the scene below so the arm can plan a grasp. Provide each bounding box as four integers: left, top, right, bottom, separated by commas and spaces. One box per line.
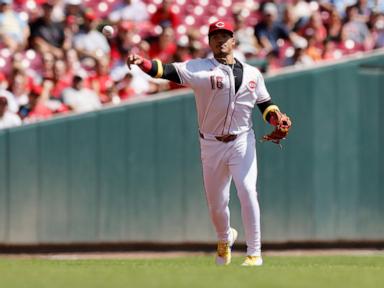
108, 0, 149, 23
281, 4, 299, 33
64, 48, 81, 75
254, 3, 295, 55
18, 85, 53, 121
341, 5, 374, 51
326, 8, 343, 42
104, 82, 120, 105
0, 96, 21, 129
33, 0, 71, 23
110, 21, 137, 64
62, 72, 101, 113
185, 28, 207, 58
110, 43, 159, 96
148, 26, 177, 62
116, 72, 135, 101
322, 39, 343, 60
41, 51, 55, 80
64, 0, 83, 18
0, 72, 18, 113
47, 59, 73, 100
284, 46, 315, 67
372, 13, 384, 48
73, 9, 110, 61
351, 0, 373, 22
63, 13, 80, 36
233, 10, 260, 57
298, 11, 328, 45
9, 67, 34, 108
171, 39, 192, 62
305, 35, 323, 62
89, 57, 114, 104
265, 50, 281, 72
30, 0, 66, 59
0, 89, 18, 114
0, 0, 30, 52
150, 0, 180, 29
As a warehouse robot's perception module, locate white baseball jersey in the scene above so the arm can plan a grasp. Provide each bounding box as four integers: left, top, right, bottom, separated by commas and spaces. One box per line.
173, 58, 271, 136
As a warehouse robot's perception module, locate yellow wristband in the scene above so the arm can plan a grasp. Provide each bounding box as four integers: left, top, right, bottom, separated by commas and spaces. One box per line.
262, 105, 280, 122
154, 59, 163, 78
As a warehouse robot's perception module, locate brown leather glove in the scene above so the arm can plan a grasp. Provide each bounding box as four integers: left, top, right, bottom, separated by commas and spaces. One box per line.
262, 110, 292, 145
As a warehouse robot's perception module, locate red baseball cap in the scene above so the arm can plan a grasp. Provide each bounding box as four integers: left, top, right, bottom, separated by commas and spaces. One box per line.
208, 20, 234, 36
84, 9, 97, 21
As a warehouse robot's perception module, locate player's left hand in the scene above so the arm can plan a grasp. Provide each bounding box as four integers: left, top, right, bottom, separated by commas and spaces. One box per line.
127, 54, 144, 70
262, 110, 292, 146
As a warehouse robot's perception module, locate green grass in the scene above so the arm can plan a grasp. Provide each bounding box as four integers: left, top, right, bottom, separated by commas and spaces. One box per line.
1, 255, 384, 288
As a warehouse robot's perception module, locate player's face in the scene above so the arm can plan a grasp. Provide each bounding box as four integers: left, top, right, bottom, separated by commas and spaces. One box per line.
209, 31, 235, 57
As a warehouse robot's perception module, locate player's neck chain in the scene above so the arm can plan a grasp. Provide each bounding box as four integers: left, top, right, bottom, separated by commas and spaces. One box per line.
215, 58, 236, 73
215, 57, 238, 79
215, 57, 235, 66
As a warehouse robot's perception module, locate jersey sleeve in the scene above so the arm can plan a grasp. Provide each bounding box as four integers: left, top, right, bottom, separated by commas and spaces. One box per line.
171, 61, 195, 87
255, 72, 271, 104
162, 63, 182, 84
145, 60, 184, 85
144, 59, 202, 88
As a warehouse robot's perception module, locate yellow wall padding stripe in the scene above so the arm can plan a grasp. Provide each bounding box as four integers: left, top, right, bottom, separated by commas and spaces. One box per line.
155, 59, 163, 78
263, 105, 280, 122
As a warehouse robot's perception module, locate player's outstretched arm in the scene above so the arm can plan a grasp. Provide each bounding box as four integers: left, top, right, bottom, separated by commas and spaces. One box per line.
127, 54, 181, 84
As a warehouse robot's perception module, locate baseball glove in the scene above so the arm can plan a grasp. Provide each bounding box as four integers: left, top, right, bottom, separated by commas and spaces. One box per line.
262, 110, 292, 146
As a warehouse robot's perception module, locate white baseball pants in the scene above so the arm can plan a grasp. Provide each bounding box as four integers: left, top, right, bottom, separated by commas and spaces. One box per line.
199, 130, 261, 256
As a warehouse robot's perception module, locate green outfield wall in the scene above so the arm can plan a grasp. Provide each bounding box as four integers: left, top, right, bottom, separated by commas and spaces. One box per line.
0, 52, 383, 245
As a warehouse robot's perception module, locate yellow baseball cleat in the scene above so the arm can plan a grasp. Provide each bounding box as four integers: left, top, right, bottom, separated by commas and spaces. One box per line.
241, 255, 263, 266
215, 228, 238, 266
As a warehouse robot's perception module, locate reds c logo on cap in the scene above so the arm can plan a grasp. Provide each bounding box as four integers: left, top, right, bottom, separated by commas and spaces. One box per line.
208, 20, 234, 36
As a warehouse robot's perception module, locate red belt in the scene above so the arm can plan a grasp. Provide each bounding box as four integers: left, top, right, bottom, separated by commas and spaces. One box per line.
199, 132, 237, 143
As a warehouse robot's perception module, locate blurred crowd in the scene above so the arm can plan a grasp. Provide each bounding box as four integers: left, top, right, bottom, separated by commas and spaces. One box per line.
1, 0, 384, 129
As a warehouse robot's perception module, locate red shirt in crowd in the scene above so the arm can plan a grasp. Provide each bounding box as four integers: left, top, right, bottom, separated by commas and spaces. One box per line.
89, 74, 114, 103
26, 103, 53, 119
150, 4, 180, 29
51, 73, 73, 100
148, 41, 177, 62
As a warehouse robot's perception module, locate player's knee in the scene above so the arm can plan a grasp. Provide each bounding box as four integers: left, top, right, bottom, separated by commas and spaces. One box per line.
208, 205, 227, 217
237, 181, 256, 196
237, 187, 258, 204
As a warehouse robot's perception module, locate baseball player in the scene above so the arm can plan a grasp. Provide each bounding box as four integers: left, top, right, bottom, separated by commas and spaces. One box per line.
127, 20, 291, 266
